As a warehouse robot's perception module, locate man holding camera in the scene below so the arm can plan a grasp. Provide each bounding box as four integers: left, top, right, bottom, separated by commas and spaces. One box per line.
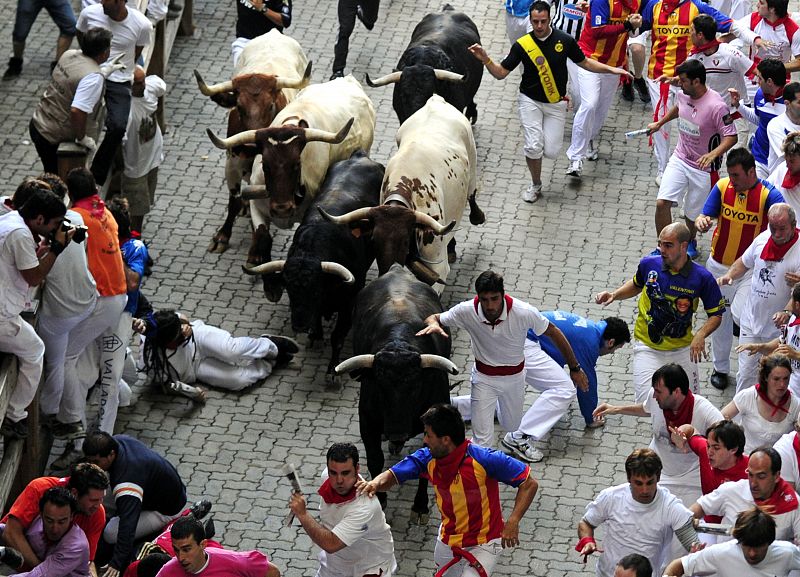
0, 188, 72, 439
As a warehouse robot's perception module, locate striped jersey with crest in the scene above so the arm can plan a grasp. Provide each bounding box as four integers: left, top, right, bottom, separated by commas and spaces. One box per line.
579, 0, 641, 67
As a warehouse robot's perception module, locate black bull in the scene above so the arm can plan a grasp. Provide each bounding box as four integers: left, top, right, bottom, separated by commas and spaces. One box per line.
368, 4, 483, 124
336, 264, 457, 521
243, 150, 384, 387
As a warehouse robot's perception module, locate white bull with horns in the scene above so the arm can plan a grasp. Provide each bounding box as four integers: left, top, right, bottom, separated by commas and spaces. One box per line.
319, 94, 482, 293
206, 75, 376, 302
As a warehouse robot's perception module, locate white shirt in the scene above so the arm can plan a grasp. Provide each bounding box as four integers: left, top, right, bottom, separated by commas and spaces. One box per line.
71, 72, 105, 113
775, 431, 800, 488
582, 484, 693, 577
697, 478, 800, 542
768, 113, 800, 175
317, 473, 397, 577
734, 13, 800, 65
40, 210, 97, 319
0, 212, 38, 319
122, 75, 166, 177
768, 163, 800, 217
76, 4, 152, 83
741, 229, 800, 338
439, 296, 549, 375
688, 44, 753, 107
785, 316, 800, 397
643, 390, 723, 480
732, 385, 800, 453
683, 538, 800, 577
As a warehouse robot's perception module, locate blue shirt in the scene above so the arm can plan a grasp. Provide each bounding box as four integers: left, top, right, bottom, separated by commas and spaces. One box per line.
527, 311, 606, 392
120, 238, 148, 315
750, 88, 786, 165
506, 0, 535, 18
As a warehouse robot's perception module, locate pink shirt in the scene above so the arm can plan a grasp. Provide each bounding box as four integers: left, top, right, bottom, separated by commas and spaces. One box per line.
155, 548, 270, 577
674, 88, 737, 172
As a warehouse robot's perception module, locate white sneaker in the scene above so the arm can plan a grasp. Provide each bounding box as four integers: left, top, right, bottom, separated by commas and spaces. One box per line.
655, 170, 663, 186
522, 183, 542, 203
566, 159, 582, 178
586, 140, 599, 161
501, 432, 544, 463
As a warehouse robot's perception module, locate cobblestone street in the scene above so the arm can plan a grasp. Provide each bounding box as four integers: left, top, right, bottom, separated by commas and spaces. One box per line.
0, 0, 740, 575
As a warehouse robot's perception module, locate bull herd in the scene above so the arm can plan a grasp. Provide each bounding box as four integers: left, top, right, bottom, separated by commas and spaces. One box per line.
193, 5, 492, 518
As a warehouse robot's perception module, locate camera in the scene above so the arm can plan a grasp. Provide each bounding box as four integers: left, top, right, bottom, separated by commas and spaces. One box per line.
57, 219, 88, 244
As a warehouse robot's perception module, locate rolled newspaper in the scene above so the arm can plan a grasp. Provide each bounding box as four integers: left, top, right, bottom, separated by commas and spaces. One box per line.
625, 128, 650, 139
283, 463, 304, 526
695, 521, 732, 536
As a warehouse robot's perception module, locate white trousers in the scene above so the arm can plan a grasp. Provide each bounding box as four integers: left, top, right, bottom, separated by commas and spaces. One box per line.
103, 506, 184, 543
58, 294, 127, 423
433, 536, 502, 577
231, 37, 251, 67
92, 311, 133, 434
517, 340, 575, 441
505, 12, 530, 44
518, 93, 568, 160
191, 323, 276, 390
737, 324, 776, 393
37, 303, 96, 416
632, 341, 698, 404
647, 77, 678, 173
470, 368, 525, 448
566, 68, 619, 162
705, 257, 752, 374
0, 315, 44, 422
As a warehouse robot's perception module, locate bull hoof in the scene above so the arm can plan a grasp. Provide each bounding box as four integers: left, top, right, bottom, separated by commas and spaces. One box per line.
207, 235, 230, 253
409, 511, 429, 525
324, 372, 341, 391
388, 440, 405, 456
469, 207, 485, 226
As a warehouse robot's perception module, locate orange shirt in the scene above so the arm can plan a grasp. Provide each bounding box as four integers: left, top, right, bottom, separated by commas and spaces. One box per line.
1, 476, 106, 561
73, 206, 126, 297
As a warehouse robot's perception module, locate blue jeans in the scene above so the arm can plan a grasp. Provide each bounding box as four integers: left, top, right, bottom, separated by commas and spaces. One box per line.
12, 0, 76, 43
92, 80, 132, 185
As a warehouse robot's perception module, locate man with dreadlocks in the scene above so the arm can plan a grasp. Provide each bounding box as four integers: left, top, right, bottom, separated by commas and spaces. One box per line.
136, 309, 299, 399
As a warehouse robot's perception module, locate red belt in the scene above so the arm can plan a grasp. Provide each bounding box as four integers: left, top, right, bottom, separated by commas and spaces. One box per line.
475, 359, 525, 376
435, 547, 489, 577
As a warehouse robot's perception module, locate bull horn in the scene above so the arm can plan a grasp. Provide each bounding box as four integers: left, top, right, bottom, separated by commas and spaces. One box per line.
321, 262, 355, 284
419, 354, 459, 375
317, 206, 371, 225
241, 185, 268, 200
335, 354, 375, 374
275, 61, 313, 90
408, 260, 443, 286
433, 69, 465, 83
242, 260, 285, 275
207, 128, 258, 150
414, 211, 456, 236
304, 117, 355, 144
365, 71, 402, 87
194, 70, 234, 96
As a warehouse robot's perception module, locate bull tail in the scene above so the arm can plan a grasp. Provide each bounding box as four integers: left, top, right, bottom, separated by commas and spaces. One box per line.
468, 190, 485, 226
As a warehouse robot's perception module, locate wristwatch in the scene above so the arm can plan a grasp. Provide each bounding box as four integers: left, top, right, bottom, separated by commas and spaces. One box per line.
260, 3, 268, 13
569, 363, 581, 373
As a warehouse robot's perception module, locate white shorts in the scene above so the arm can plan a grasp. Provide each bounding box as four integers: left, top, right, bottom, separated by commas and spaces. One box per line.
518, 93, 568, 160
627, 30, 649, 47
434, 536, 503, 577
656, 155, 714, 220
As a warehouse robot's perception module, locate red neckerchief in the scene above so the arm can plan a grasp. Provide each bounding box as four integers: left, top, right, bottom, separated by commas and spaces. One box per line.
793, 433, 800, 471
690, 39, 720, 55
783, 169, 800, 190
318, 478, 358, 505
72, 194, 106, 219
432, 440, 470, 487
660, 0, 682, 16
765, 86, 785, 104
764, 15, 792, 29
756, 382, 792, 416
473, 295, 513, 326
755, 477, 799, 515
789, 315, 800, 327
760, 228, 800, 260
663, 390, 695, 429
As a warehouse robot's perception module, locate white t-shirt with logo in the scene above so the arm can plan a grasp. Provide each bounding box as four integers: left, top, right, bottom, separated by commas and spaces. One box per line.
688, 44, 753, 107
741, 229, 800, 337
